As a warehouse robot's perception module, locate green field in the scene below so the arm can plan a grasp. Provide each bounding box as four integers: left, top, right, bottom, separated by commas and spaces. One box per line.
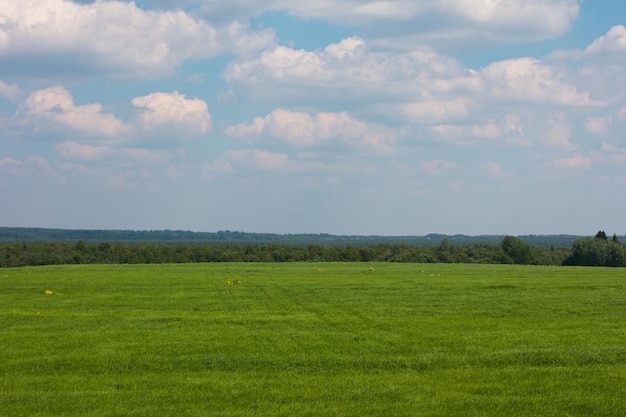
1, 263, 625, 416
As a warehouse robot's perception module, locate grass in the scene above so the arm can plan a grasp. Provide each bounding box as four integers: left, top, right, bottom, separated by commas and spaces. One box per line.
1, 263, 625, 416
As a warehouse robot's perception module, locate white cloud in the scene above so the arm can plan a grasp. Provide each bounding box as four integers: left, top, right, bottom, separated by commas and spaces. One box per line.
223, 37, 473, 103
481, 58, 594, 106
25, 156, 50, 170
224, 37, 598, 135
227, 109, 316, 145
552, 156, 592, 170
501, 115, 530, 146
197, 0, 578, 48
0, 157, 21, 174
16, 86, 128, 137
218, 20, 277, 59
131, 91, 212, 137
584, 25, 626, 58
225, 148, 289, 171
427, 113, 549, 147
594, 144, 626, 166
53, 143, 172, 181
481, 162, 511, 179
55, 141, 109, 161
202, 160, 235, 178
212, 148, 335, 176
430, 121, 500, 144
429, 111, 578, 148
401, 99, 470, 123
0, 80, 19, 101
105, 172, 139, 191
446, 0, 578, 34
550, 26, 626, 107
0, 0, 275, 78
122, 148, 171, 164
10, 87, 212, 144
585, 116, 611, 135
226, 109, 400, 152
543, 113, 573, 149
0, 157, 59, 190
419, 159, 457, 176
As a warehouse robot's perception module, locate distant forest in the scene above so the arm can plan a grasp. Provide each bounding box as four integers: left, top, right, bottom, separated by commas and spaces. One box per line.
0, 227, 593, 247
0, 228, 624, 268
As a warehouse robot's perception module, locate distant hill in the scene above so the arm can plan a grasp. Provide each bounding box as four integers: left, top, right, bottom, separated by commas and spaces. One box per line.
0, 227, 599, 248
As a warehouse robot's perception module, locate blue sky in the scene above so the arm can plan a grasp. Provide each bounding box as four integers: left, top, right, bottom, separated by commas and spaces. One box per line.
1, 0, 625, 236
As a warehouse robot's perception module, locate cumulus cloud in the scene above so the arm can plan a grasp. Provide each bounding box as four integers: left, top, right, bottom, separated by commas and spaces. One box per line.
7, 86, 212, 153
223, 37, 473, 103
584, 25, 626, 59
218, 20, 277, 58
0, 0, 275, 78
584, 108, 626, 152
16, 86, 129, 137
131, 91, 212, 137
226, 109, 401, 152
549, 26, 626, 107
480, 58, 594, 106
196, 0, 578, 49
223, 34, 609, 152
224, 37, 596, 130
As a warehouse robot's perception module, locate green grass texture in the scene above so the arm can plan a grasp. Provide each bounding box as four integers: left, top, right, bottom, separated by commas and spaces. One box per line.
1, 263, 625, 416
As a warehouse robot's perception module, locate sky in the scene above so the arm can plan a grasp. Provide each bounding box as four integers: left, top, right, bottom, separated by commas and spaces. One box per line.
1, 0, 625, 236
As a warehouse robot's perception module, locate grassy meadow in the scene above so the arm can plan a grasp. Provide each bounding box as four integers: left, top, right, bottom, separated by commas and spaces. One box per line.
1, 263, 625, 416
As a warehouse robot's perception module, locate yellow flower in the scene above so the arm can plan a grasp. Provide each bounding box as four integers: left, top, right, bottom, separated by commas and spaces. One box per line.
44, 290, 54, 295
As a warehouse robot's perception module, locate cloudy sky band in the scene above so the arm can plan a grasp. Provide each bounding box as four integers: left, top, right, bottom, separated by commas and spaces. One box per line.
1, 0, 625, 234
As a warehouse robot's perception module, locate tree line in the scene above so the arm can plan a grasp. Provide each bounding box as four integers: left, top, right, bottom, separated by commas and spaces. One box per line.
0, 227, 593, 248
1, 232, 623, 268
563, 231, 626, 267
